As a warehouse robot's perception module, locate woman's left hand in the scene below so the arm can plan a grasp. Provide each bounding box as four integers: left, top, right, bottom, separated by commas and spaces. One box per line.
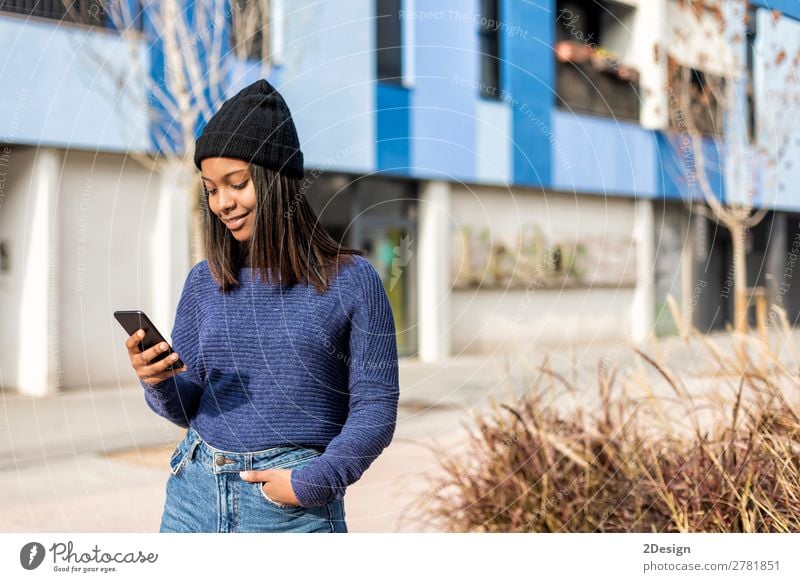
239, 468, 300, 506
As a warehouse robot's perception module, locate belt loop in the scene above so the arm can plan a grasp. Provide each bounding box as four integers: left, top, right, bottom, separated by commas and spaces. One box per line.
187, 435, 202, 462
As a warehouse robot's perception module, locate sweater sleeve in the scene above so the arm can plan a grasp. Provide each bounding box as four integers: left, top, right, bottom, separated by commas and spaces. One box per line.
141, 264, 205, 429
289, 259, 400, 508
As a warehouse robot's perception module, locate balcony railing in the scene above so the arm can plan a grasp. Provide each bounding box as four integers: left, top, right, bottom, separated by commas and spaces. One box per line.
555, 41, 641, 123
0, 0, 116, 28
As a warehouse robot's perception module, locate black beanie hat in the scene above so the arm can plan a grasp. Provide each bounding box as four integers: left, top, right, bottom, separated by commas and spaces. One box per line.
194, 79, 304, 179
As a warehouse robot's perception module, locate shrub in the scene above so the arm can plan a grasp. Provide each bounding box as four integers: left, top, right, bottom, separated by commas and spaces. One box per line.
418, 302, 800, 532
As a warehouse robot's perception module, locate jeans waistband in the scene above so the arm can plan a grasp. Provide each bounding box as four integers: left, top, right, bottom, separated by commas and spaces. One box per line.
184, 425, 322, 474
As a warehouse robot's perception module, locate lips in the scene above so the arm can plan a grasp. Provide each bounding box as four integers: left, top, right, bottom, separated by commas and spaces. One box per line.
223, 213, 249, 230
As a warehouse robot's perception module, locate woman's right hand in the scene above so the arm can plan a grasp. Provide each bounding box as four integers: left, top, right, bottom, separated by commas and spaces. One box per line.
126, 329, 188, 387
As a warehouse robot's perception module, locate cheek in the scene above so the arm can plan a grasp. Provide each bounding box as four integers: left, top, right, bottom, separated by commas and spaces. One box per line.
244, 187, 258, 209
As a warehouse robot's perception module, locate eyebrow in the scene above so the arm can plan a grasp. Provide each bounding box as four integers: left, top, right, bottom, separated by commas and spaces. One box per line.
201, 169, 250, 182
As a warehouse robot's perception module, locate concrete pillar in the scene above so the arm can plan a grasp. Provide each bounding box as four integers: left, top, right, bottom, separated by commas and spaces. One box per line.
417, 180, 450, 362
681, 208, 696, 330
631, 197, 655, 344
19, 147, 63, 396
151, 158, 192, 338
637, 0, 669, 130
766, 212, 787, 313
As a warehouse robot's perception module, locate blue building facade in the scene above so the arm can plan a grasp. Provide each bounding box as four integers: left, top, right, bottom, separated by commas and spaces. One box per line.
2, 0, 800, 373
2, 1, 797, 200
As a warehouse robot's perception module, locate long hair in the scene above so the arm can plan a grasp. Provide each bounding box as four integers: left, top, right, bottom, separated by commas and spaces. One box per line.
202, 163, 364, 293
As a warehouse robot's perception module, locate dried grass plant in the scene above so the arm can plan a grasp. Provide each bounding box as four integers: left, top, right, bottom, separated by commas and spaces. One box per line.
416, 299, 800, 532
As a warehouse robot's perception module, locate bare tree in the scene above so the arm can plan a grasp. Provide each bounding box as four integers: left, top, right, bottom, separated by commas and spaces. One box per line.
663, 0, 799, 335
59, 0, 274, 327
85, 0, 272, 260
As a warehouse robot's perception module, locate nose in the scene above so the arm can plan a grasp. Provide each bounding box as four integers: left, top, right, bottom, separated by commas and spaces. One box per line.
216, 185, 238, 213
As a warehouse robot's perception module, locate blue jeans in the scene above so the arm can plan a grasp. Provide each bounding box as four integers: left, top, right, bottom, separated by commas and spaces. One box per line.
159, 425, 347, 533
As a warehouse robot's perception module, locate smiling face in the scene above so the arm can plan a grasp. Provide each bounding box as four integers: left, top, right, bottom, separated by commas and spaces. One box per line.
201, 157, 258, 243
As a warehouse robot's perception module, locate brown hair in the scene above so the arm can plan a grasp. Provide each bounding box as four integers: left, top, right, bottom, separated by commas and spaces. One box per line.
202, 163, 364, 293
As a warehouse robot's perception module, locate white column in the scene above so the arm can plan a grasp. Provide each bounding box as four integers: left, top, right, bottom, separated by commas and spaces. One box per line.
637, 0, 669, 130
417, 180, 450, 362
150, 158, 192, 338
681, 211, 697, 329
631, 197, 655, 344
19, 147, 62, 396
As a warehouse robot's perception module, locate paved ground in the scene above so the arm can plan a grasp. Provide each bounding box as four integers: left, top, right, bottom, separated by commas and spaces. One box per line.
2, 328, 798, 532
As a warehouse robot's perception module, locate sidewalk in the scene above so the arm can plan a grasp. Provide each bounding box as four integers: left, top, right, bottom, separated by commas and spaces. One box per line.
0, 352, 509, 533
2, 328, 798, 532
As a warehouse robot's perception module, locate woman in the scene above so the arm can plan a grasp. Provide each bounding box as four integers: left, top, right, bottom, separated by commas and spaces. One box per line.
124, 79, 400, 533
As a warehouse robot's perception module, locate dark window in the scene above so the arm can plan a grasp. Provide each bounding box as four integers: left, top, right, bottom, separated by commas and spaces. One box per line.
667, 56, 724, 136
554, 0, 640, 121
745, 4, 757, 142
229, 0, 269, 61
376, 0, 402, 83
690, 68, 724, 135
478, 0, 500, 98
556, 0, 599, 44
0, 0, 142, 29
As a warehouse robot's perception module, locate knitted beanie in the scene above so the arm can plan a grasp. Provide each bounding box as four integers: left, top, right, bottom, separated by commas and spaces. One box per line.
194, 79, 304, 179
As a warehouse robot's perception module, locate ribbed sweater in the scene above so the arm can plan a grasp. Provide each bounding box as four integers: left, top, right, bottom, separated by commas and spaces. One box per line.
141, 254, 400, 508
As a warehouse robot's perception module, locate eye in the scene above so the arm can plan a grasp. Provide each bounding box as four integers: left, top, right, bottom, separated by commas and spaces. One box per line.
233, 180, 249, 190
204, 187, 217, 196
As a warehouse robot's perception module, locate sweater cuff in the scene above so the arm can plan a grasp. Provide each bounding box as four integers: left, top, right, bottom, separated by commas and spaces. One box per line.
141, 377, 177, 400
290, 461, 338, 508
140, 376, 193, 428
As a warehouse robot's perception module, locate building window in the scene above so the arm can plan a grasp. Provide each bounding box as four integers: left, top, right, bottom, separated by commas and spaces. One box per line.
377, 0, 402, 83
556, 0, 599, 44
554, 0, 640, 121
478, 0, 500, 98
667, 56, 724, 137
229, 0, 272, 62
745, 4, 757, 143
0, 0, 120, 27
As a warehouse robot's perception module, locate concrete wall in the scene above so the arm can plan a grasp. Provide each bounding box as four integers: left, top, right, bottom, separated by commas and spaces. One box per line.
754, 8, 800, 211
665, 0, 739, 77
59, 150, 167, 390
0, 146, 39, 393
448, 183, 639, 353
0, 145, 167, 393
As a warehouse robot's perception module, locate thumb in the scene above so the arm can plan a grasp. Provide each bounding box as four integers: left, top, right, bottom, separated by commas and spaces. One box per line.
239, 470, 270, 481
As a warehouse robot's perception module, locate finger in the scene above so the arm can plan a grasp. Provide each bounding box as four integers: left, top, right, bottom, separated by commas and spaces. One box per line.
239, 470, 271, 482
137, 341, 172, 368
140, 363, 188, 387
141, 351, 182, 377
140, 371, 163, 387
125, 329, 145, 354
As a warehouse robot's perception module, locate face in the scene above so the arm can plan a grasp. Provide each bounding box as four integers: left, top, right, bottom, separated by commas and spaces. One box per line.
201, 157, 258, 242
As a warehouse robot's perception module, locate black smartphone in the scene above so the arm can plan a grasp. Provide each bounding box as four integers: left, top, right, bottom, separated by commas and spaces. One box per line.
114, 310, 185, 370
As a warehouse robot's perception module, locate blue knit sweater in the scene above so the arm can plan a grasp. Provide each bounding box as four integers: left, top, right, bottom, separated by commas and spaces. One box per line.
141, 255, 400, 508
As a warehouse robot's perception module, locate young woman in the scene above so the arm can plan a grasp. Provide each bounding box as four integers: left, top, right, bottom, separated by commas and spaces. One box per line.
124, 79, 400, 533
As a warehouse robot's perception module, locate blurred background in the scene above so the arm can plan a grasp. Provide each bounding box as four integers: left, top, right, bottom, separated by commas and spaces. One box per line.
1, 0, 799, 532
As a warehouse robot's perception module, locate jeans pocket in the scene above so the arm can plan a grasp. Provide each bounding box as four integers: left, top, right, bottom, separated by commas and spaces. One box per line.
257, 483, 297, 508
252, 447, 323, 510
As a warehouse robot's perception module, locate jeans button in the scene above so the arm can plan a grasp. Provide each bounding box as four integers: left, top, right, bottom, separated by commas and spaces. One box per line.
215, 456, 226, 466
